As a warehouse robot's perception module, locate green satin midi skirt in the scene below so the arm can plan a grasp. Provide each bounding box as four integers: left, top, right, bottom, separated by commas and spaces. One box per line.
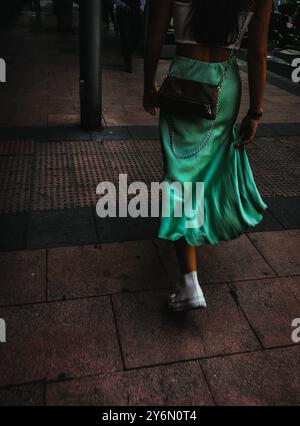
158, 54, 268, 246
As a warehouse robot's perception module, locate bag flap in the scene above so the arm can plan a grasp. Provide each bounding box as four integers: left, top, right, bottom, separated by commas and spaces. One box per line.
159, 75, 218, 105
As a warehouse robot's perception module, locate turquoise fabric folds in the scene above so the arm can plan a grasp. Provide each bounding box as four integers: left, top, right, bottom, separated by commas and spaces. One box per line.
158, 54, 268, 246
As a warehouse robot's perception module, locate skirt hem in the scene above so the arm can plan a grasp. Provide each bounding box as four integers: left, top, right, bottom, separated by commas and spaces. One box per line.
157, 205, 268, 247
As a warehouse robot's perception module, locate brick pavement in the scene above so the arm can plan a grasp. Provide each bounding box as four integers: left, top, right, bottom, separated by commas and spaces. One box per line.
0, 3, 299, 406
0, 232, 299, 405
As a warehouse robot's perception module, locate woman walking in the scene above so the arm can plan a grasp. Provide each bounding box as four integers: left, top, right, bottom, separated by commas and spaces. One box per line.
143, 0, 272, 311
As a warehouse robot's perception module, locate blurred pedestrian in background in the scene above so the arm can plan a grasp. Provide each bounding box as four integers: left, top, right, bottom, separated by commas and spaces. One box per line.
55, 0, 74, 33
103, 0, 116, 31
115, 0, 142, 73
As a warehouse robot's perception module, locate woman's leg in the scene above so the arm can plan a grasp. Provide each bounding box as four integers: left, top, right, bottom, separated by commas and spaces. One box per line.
170, 238, 206, 311
174, 238, 197, 274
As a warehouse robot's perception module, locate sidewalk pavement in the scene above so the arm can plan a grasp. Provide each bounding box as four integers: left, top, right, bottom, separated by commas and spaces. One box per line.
1, 4, 300, 129
0, 6, 299, 406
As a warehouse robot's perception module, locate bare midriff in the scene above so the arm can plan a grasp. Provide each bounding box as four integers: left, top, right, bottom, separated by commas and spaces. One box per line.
176, 42, 232, 63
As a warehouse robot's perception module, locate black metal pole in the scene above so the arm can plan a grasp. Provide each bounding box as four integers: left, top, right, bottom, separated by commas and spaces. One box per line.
79, 0, 102, 130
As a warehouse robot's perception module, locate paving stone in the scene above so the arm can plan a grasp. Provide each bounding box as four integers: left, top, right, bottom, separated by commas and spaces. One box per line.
266, 72, 300, 98
127, 126, 160, 140
103, 105, 127, 115
47, 241, 171, 300
46, 127, 92, 141
47, 103, 76, 114
155, 235, 277, 287
0, 127, 49, 142
271, 123, 300, 136
255, 124, 278, 137
230, 278, 300, 348
262, 112, 300, 124
0, 250, 46, 306
0, 383, 44, 406
196, 235, 275, 284
281, 275, 300, 304
153, 239, 181, 285
247, 207, 283, 232
248, 230, 300, 276
48, 114, 80, 127
200, 346, 300, 405
95, 215, 160, 243
112, 285, 259, 369
46, 361, 214, 406
27, 208, 98, 249
266, 197, 300, 230
2, 112, 48, 127
91, 126, 131, 141
103, 114, 158, 127
0, 213, 28, 251
0, 297, 122, 387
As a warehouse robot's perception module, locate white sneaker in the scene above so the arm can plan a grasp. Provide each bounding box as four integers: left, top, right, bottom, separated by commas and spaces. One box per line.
169, 271, 207, 312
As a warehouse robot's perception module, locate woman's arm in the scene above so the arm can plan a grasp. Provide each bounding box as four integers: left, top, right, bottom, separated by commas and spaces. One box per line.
143, 0, 172, 114
236, 0, 272, 148
247, 0, 272, 113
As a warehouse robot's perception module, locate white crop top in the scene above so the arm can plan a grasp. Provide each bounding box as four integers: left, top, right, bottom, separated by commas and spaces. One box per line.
173, 1, 254, 50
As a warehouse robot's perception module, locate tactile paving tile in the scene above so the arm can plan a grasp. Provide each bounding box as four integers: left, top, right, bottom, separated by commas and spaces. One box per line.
0, 151, 34, 213
0, 156, 33, 191
100, 139, 163, 183
249, 136, 300, 163
0, 189, 31, 213
30, 174, 74, 211
35, 141, 66, 156
34, 154, 69, 171
30, 183, 76, 211
0, 140, 34, 156
248, 136, 300, 197
68, 153, 105, 187
0, 137, 299, 212
29, 153, 74, 210
62, 140, 101, 156
69, 140, 164, 208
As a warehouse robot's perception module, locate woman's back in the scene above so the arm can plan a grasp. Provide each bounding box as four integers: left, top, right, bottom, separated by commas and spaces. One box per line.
173, 0, 255, 62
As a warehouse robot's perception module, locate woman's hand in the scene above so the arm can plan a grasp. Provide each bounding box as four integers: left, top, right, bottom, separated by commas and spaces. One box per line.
143, 83, 159, 116
235, 115, 259, 149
